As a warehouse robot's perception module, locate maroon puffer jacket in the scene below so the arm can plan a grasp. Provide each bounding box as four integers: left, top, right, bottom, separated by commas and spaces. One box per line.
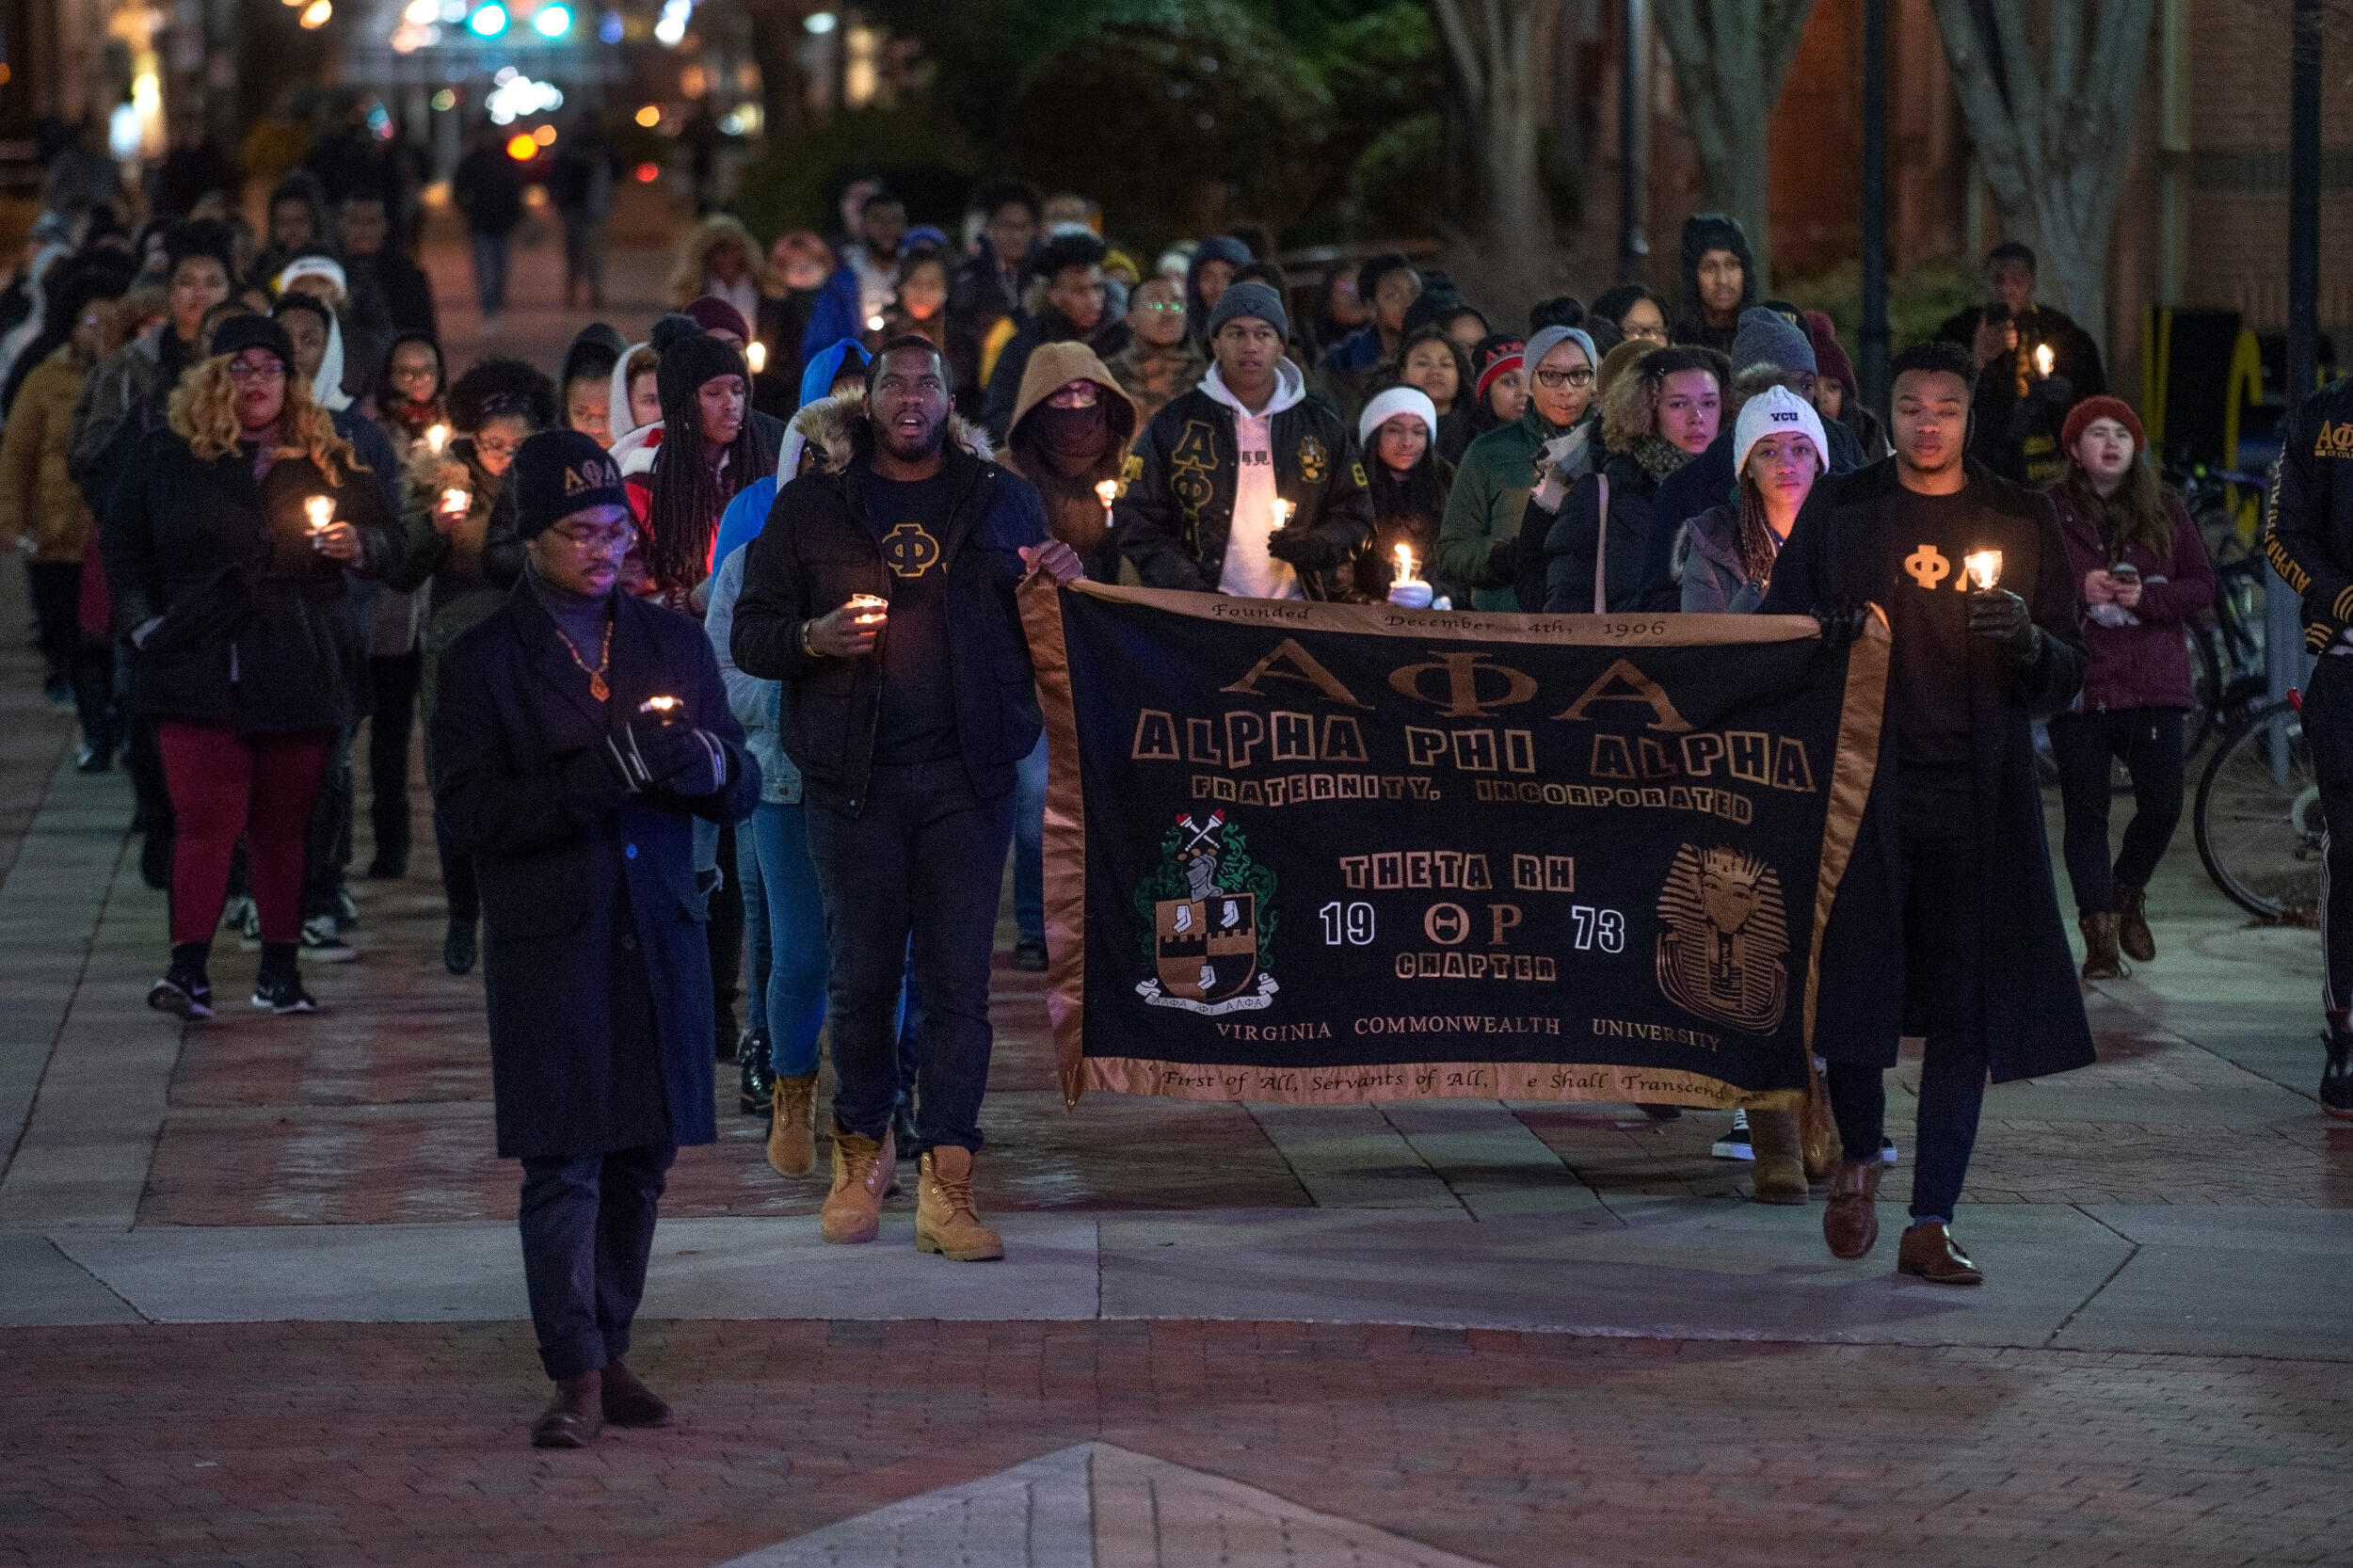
2051, 486, 2216, 712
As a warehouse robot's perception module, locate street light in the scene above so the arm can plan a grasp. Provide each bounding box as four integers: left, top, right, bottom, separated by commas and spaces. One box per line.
534, 3, 570, 36
298, 0, 331, 26
469, 4, 506, 36
804, 9, 835, 31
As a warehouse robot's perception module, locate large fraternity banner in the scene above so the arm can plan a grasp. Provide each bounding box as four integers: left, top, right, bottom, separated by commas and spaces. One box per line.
1019, 582, 1890, 1112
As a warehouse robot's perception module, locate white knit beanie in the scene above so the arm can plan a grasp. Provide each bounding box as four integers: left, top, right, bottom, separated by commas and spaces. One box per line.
1732, 384, 1830, 476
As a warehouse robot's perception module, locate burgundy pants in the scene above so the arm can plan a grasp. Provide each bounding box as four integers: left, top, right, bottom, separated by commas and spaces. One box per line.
156, 722, 333, 947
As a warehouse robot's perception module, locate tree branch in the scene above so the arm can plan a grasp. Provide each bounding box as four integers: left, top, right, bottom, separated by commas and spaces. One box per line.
1431, 0, 1489, 105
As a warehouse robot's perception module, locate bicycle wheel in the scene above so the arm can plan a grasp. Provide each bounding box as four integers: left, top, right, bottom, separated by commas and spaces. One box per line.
2194, 703, 2324, 921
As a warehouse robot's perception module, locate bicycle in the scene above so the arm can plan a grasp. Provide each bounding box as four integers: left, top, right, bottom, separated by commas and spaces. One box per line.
2194, 690, 2323, 922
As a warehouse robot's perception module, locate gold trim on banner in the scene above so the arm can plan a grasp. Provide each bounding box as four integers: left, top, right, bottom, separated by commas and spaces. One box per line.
1081, 1054, 1803, 1112
1017, 573, 1091, 1107
1801, 610, 1891, 1050
1054, 579, 1825, 649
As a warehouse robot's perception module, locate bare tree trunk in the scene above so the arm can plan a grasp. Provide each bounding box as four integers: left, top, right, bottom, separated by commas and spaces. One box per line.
1431, 0, 1560, 295
1929, 0, 2156, 345
1649, 0, 1815, 290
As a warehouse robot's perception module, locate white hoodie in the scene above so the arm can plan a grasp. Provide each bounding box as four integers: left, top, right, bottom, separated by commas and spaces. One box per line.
1202, 356, 1308, 600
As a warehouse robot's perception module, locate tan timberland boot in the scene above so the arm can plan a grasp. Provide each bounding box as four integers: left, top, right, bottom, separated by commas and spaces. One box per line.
768, 1074, 817, 1176
820, 1128, 893, 1244
916, 1145, 1004, 1261
1747, 1107, 1809, 1204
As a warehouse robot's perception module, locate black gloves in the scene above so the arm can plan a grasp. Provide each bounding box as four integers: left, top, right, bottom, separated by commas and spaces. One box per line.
2034, 372, 2075, 407
1264, 523, 1325, 568
1810, 598, 1872, 651
1967, 587, 2042, 661
1482, 535, 1520, 588
605, 719, 728, 795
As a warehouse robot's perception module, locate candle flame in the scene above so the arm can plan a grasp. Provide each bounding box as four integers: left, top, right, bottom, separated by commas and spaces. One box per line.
1963, 550, 2003, 592
1394, 542, 1416, 581
2034, 344, 2054, 378
1096, 479, 1119, 507
745, 342, 767, 375
441, 488, 471, 515
1272, 498, 1294, 529
424, 424, 448, 454
304, 496, 333, 533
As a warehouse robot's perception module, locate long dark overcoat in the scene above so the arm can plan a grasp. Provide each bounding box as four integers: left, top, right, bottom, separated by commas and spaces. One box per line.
430, 582, 759, 1160
1761, 457, 2098, 1083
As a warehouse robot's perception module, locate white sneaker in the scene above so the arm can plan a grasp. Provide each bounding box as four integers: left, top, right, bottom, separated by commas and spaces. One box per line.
299, 915, 358, 963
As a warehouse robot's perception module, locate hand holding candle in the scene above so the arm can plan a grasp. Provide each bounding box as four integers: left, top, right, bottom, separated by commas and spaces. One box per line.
424, 423, 448, 455
304, 495, 360, 562
1962, 550, 2002, 592
1387, 541, 1433, 609
1963, 548, 2037, 656
2033, 344, 2055, 379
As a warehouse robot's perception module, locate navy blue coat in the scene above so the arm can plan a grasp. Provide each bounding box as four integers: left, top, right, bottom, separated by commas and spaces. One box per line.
1760, 458, 2095, 1082
430, 582, 760, 1160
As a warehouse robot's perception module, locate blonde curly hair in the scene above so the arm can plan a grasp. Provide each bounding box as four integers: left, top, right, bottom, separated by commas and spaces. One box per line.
168, 353, 360, 488
1600, 344, 1728, 453
667, 214, 777, 309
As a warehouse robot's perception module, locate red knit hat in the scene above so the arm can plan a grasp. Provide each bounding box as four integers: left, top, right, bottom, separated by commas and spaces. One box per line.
1475, 338, 1525, 402
2061, 394, 2146, 456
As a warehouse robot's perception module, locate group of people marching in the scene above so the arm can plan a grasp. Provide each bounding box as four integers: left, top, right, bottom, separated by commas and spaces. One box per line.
14, 157, 2339, 1449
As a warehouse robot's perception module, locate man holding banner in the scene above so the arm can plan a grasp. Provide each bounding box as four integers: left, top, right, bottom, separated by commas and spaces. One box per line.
1763, 339, 2093, 1285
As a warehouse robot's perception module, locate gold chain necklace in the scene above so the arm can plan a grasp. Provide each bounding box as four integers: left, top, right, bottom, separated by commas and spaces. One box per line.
552, 619, 614, 702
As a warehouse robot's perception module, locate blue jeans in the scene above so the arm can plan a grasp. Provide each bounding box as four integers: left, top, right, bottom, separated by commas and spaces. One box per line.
806, 761, 1011, 1156
469, 231, 510, 316
738, 820, 770, 1036
747, 800, 830, 1079
1013, 733, 1047, 945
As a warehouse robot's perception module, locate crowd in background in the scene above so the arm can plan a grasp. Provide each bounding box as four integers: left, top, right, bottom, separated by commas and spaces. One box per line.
0, 149, 2215, 1193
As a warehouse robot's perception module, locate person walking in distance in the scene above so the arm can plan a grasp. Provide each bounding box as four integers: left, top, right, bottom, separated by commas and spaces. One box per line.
2258, 369, 2353, 1118
731, 338, 1083, 1261
2045, 396, 2215, 982
1761, 340, 2095, 1283
431, 430, 758, 1448
452, 123, 525, 327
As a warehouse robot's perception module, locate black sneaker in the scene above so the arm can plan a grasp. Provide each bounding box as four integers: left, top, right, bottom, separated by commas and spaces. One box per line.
75, 744, 111, 774
1711, 1109, 1753, 1159
2322, 1032, 2353, 1120
251, 969, 318, 1014
1013, 936, 1048, 971
738, 1032, 775, 1115
147, 970, 213, 1020
299, 915, 358, 964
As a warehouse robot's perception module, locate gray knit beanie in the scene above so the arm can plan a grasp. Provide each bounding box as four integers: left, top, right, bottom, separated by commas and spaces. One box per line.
1728, 307, 1817, 376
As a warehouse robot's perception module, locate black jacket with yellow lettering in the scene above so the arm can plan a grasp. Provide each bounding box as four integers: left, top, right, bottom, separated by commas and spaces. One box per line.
2262, 376, 2353, 652
1117, 361, 1372, 597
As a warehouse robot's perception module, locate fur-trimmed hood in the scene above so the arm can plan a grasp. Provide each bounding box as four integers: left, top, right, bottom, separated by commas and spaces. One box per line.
784, 391, 992, 480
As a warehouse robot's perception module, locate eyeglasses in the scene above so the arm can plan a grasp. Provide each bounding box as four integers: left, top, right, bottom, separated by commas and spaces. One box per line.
388, 364, 439, 384
226, 358, 286, 382
1625, 325, 1669, 345
1533, 366, 1594, 390
475, 434, 524, 462
1138, 300, 1185, 314
551, 522, 638, 556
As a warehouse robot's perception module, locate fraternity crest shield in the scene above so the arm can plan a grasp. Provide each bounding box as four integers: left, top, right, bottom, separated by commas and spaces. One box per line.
1132, 811, 1280, 1015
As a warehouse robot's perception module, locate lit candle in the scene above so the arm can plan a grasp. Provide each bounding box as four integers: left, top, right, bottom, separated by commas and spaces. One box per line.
424, 423, 448, 455
745, 341, 767, 376
1096, 479, 1118, 522
441, 487, 472, 516
846, 592, 888, 627
304, 496, 334, 535
2033, 344, 2055, 379
1271, 498, 1294, 532
1962, 550, 2003, 592
637, 695, 682, 718
1393, 542, 1418, 584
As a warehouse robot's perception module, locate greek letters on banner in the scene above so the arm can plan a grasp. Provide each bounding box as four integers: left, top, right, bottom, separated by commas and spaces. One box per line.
1017, 581, 1890, 1109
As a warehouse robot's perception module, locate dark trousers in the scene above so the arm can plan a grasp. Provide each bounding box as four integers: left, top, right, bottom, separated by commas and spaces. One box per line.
367, 651, 422, 869
2047, 707, 2185, 915
302, 726, 354, 920
707, 821, 743, 1048
2298, 654, 2353, 1016
517, 1143, 675, 1383
27, 561, 112, 753
807, 760, 1013, 1157
1826, 809, 1988, 1225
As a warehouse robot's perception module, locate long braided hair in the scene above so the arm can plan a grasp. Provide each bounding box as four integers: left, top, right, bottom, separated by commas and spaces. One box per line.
645, 356, 774, 593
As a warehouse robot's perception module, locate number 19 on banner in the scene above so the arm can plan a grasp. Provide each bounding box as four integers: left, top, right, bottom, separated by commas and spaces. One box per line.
1320, 902, 1376, 946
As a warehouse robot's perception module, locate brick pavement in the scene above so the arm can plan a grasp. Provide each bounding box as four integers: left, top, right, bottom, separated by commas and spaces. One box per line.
4, 1318, 2347, 1568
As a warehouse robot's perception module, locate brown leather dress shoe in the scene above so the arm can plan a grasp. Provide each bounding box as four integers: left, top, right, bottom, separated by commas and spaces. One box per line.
1897, 1222, 1983, 1285
531, 1370, 602, 1448
600, 1359, 674, 1428
1822, 1160, 1882, 1258
2079, 912, 2126, 981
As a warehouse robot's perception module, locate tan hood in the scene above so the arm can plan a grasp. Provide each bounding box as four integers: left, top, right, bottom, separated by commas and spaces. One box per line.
795, 391, 993, 479
1008, 339, 1137, 449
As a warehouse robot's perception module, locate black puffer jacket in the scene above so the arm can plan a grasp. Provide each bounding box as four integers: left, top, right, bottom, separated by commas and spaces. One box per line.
101, 427, 399, 732
2262, 376, 2353, 652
